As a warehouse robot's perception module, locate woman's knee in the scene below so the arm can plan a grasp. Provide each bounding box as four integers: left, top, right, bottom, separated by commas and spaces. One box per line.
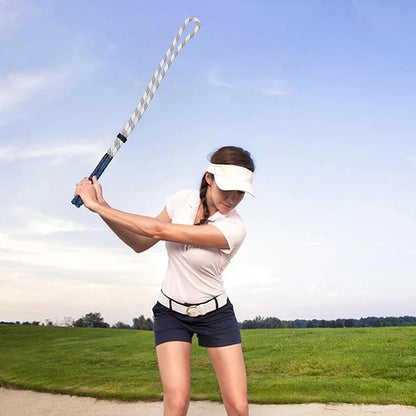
163, 389, 190, 416
224, 397, 249, 416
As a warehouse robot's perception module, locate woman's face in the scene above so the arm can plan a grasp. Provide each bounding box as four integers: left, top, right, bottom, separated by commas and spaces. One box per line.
206, 173, 245, 215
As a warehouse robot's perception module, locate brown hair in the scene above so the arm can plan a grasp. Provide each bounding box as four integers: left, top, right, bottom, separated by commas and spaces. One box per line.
196, 146, 255, 225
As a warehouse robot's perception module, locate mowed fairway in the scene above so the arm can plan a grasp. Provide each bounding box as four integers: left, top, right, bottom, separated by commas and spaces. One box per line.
0, 324, 415, 405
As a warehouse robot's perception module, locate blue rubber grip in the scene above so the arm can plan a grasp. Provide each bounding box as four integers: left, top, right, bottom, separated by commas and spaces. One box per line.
71, 153, 113, 207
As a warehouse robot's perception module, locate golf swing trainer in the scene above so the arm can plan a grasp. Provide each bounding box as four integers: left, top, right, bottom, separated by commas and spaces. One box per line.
71, 17, 201, 207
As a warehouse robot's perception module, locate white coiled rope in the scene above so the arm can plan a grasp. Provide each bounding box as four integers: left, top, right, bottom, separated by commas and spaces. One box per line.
72, 17, 201, 207
109, 16, 201, 157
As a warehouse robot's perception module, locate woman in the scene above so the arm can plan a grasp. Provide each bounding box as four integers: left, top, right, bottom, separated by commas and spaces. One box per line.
74, 145, 255, 416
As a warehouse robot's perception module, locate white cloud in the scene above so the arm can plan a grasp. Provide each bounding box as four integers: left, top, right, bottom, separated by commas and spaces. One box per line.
3, 209, 95, 235
22, 212, 93, 235
0, 142, 101, 163
256, 86, 286, 97
207, 69, 236, 90
0, 228, 165, 323
0, 211, 166, 323
0, 69, 69, 113
0, 226, 166, 277
0, 273, 160, 325
255, 78, 288, 96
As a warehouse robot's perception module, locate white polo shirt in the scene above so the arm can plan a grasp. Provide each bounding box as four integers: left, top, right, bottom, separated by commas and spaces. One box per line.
161, 189, 247, 304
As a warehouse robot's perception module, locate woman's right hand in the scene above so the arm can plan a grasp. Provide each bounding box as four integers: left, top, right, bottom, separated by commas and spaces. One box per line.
74, 177, 103, 212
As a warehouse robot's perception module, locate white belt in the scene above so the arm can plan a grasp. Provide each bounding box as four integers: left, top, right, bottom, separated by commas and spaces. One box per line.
158, 291, 228, 317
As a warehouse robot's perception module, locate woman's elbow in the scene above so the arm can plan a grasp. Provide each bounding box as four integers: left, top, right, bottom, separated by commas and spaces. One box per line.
131, 238, 159, 253
132, 246, 146, 254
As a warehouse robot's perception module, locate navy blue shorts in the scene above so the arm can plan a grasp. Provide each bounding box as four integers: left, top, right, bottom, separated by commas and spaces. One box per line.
152, 299, 242, 347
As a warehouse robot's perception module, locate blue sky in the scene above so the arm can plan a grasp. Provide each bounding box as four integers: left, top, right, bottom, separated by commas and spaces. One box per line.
1, 0, 415, 325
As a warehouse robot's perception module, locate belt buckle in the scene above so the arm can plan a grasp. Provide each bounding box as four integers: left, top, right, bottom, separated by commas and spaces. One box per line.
186, 305, 199, 317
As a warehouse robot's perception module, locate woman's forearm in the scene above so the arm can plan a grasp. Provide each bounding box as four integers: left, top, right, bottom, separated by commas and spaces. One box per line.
96, 205, 161, 238
100, 214, 159, 253
94, 203, 169, 253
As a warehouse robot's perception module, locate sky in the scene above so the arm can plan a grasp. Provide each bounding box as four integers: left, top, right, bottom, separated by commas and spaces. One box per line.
0, 0, 415, 326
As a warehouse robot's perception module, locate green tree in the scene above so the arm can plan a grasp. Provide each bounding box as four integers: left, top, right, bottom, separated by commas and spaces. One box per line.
74, 312, 109, 328
113, 321, 131, 329
132, 315, 153, 330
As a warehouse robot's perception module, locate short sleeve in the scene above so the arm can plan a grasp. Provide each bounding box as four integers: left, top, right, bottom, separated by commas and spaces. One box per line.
211, 216, 247, 254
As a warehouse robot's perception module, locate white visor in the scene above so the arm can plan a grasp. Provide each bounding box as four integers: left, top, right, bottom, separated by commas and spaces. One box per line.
206, 162, 254, 197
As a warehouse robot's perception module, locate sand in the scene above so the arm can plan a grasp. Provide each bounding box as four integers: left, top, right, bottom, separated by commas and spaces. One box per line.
1, 388, 415, 416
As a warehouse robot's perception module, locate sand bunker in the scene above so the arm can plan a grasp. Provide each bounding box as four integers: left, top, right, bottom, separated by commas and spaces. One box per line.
1, 387, 415, 416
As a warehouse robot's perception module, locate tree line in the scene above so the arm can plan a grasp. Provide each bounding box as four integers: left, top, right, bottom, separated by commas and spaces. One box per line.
239, 315, 416, 329
0, 312, 154, 330
73, 312, 154, 330
3, 314, 416, 330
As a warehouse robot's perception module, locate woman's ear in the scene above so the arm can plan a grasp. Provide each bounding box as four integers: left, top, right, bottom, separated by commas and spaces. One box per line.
205, 172, 214, 185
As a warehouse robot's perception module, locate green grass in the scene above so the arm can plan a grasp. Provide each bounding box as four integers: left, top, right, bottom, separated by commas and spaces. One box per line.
243, 328, 416, 405
0, 324, 415, 405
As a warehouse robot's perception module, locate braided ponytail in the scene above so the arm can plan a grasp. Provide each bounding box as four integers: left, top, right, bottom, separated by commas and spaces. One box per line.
195, 174, 211, 225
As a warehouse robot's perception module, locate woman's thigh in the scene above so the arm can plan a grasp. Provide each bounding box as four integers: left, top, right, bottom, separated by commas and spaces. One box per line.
207, 344, 248, 415
156, 341, 192, 397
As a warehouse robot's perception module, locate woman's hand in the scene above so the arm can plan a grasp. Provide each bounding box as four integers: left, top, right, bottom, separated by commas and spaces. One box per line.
90, 176, 107, 206
74, 176, 104, 212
